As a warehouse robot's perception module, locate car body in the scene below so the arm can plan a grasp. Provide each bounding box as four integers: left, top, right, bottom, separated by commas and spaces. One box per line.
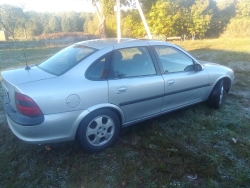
1, 38, 235, 152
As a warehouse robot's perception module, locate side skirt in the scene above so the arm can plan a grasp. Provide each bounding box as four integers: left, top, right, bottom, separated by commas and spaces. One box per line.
122, 100, 203, 128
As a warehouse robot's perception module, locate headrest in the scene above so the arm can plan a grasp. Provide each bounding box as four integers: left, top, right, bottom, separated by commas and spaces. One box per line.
133, 54, 144, 62
114, 50, 123, 61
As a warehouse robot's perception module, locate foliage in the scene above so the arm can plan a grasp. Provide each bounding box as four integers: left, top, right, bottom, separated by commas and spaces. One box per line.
101, 0, 115, 15
123, 12, 146, 37
206, 0, 235, 37
24, 11, 44, 36
0, 4, 25, 40
235, 0, 250, 19
148, 0, 177, 36
49, 16, 61, 33
222, 18, 250, 38
83, 14, 99, 35
187, 0, 212, 40
0, 0, 250, 39
60, 12, 82, 33
147, 0, 213, 39
221, 0, 250, 38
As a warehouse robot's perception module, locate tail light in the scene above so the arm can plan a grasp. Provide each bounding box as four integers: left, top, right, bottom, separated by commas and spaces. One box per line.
15, 92, 43, 116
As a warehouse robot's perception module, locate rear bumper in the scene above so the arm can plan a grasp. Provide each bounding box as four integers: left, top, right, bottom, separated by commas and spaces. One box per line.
5, 109, 89, 144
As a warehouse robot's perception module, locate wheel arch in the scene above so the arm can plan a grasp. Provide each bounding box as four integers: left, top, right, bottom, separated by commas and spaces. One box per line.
87, 104, 125, 124
223, 76, 231, 93
209, 76, 231, 96
74, 104, 125, 139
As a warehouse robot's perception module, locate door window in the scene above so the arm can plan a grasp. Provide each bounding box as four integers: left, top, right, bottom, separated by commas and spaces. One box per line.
111, 47, 156, 78
86, 53, 111, 80
154, 46, 194, 73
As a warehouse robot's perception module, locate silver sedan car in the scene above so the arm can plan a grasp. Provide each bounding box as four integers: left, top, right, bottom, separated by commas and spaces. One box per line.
1, 38, 235, 152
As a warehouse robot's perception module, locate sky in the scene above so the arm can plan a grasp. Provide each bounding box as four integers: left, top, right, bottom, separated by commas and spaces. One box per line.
0, 0, 95, 12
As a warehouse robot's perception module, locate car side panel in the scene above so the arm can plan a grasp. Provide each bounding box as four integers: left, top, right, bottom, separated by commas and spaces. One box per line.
161, 70, 210, 111
108, 76, 164, 122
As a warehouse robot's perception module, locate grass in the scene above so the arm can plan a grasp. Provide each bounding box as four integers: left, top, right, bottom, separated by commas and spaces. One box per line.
0, 38, 250, 187
0, 47, 64, 72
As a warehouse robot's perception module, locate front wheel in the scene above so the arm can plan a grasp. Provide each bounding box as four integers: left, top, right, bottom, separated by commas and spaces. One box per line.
207, 80, 224, 109
77, 109, 120, 152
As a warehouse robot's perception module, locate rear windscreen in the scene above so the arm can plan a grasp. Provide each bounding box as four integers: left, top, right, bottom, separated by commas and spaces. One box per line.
38, 45, 97, 75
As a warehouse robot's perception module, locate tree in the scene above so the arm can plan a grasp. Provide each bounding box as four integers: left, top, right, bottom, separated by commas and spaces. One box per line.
83, 14, 99, 35
77, 12, 86, 31
123, 12, 146, 37
235, 0, 250, 19
24, 11, 43, 37
26, 21, 43, 37
187, 0, 213, 40
148, 0, 179, 37
0, 4, 25, 40
222, 0, 250, 37
100, 0, 117, 37
92, 0, 106, 38
49, 16, 61, 33
61, 16, 72, 32
207, 0, 236, 37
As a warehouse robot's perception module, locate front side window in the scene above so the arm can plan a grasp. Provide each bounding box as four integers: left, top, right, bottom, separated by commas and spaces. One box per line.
38, 45, 96, 75
154, 46, 194, 73
111, 47, 156, 78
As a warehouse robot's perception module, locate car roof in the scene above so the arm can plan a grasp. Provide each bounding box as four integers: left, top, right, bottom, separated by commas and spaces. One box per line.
75, 38, 170, 50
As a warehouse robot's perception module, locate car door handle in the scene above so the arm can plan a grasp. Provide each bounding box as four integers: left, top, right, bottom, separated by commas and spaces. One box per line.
116, 87, 127, 94
167, 80, 175, 86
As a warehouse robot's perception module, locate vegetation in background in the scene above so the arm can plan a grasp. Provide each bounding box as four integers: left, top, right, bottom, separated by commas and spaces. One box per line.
1, 0, 250, 39
222, 0, 250, 37
0, 4, 25, 40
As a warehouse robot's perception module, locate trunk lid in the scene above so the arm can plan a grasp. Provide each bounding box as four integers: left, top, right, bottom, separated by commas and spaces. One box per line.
1, 66, 56, 111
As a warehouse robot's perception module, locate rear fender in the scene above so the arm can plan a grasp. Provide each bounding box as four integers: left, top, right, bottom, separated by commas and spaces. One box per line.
73, 103, 125, 139
87, 103, 125, 124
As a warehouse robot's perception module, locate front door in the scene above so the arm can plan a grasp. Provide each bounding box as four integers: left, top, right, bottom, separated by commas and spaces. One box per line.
152, 45, 210, 112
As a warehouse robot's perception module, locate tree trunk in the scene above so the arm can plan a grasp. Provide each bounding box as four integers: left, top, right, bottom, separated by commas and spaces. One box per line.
192, 33, 196, 40
92, 0, 106, 39
23, 28, 27, 40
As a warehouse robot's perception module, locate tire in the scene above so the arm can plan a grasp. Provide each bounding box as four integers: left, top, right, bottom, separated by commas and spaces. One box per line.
77, 109, 120, 152
207, 79, 224, 109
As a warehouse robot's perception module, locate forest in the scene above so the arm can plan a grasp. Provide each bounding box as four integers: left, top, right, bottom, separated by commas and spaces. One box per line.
0, 0, 250, 40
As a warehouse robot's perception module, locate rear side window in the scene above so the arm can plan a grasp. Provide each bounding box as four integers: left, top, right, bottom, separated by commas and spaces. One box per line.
111, 47, 156, 78
38, 45, 96, 75
86, 53, 111, 80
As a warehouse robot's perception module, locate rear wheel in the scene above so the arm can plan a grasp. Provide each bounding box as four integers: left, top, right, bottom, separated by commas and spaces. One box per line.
207, 79, 224, 109
77, 109, 120, 152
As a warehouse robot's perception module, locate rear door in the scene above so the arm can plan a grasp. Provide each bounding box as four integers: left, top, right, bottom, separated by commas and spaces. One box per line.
108, 46, 164, 123
151, 45, 210, 112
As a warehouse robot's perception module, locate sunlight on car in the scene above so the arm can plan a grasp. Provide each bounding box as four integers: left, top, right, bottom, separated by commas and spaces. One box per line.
1, 38, 234, 152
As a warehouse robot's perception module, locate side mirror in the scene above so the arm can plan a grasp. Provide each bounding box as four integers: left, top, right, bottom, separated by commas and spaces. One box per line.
194, 64, 203, 71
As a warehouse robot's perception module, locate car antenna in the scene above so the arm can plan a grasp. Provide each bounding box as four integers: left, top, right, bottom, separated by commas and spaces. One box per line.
19, 41, 30, 70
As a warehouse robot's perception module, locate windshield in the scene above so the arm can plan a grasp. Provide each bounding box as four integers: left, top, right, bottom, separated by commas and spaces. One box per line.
38, 45, 97, 75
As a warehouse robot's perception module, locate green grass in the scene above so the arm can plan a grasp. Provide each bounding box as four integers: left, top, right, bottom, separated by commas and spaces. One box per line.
0, 38, 250, 188
0, 47, 64, 72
